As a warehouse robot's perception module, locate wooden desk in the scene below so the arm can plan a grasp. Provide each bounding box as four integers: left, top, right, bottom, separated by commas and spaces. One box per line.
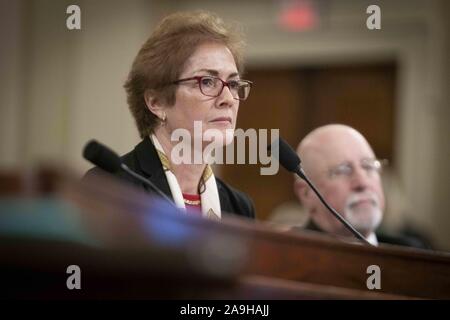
1, 166, 448, 299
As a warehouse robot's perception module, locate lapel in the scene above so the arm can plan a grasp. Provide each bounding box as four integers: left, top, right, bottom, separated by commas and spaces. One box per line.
216, 180, 232, 214
133, 136, 173, 200
304, 219, 323, 232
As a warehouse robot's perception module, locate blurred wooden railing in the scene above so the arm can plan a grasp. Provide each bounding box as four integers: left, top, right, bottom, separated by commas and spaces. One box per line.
0, 165, 448, 299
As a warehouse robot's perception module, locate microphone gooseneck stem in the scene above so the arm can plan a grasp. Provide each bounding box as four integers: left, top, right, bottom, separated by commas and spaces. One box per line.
296, 167, 372, 246
120, 163, 176, 206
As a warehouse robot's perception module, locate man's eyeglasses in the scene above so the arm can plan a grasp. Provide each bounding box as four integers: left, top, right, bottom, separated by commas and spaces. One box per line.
172, 76, 252, 101
328, 158, 388, 179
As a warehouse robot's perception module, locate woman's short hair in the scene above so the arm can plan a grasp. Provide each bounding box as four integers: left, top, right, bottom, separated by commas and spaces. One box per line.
124, 10, 245, 138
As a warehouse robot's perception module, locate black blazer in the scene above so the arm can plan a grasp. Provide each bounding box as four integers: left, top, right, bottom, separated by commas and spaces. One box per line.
84, 136, 255, 219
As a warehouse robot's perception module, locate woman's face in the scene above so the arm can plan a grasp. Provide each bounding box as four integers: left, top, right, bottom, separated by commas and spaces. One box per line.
163, 42, 240, 150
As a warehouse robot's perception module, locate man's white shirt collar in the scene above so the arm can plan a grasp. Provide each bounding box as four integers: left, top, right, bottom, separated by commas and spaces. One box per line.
366, 232, 379, 246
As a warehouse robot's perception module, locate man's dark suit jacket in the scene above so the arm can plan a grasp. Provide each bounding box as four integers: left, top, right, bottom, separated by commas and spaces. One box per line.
296, 220, 430, 249
84, 136, 255, 219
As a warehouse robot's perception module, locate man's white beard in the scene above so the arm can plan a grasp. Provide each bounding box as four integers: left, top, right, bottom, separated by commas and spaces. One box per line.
344, 191, 383, 235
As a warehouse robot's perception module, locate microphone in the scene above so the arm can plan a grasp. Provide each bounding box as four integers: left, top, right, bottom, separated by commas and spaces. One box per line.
269, 137, 371, 245
83, 139, 122, 173
83, 139, 175, 206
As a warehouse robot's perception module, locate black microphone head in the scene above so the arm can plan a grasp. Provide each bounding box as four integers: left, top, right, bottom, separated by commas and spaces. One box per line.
268, 137, 301, 173
83, 140, 122, 173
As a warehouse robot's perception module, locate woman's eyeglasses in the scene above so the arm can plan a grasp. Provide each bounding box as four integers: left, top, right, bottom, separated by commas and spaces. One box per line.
172, 76, 252, 101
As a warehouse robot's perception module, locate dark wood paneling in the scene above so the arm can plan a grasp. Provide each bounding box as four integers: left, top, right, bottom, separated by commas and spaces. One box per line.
219, 64, 396, 220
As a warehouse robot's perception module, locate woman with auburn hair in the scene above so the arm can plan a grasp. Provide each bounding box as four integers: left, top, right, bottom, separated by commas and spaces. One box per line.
85, 11, 255, 220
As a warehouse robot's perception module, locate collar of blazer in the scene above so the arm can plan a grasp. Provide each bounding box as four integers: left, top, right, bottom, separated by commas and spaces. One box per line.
133, 136, 173, 200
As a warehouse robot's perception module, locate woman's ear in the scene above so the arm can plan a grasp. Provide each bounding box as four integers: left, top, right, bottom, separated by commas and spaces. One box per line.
144, 89, 165, 120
